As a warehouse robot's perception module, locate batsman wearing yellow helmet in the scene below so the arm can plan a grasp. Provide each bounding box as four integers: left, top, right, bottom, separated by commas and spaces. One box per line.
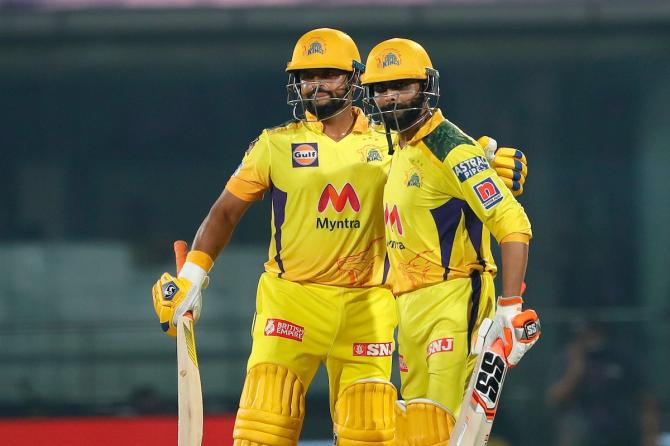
361, 38, 541, 444
151, 28, 531, 446
153, 28, 398, 446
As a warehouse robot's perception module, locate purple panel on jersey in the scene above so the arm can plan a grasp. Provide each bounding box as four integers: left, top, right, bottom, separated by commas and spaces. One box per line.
466, 271, 482, 355
430, 198, 465, 279
463, 204, 484, 264
382, 253, 390, 284
271, 185, 288, 278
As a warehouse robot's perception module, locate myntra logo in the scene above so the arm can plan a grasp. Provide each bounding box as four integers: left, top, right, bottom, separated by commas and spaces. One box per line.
318, 183, 361, 213
384, 204, 403, 236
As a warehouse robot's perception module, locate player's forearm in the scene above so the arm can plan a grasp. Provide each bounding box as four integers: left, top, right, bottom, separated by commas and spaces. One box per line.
499, 240, 528, 297
191, 189, 251, 260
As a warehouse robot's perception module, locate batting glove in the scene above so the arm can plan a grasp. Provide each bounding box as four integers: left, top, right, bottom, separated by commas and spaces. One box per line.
478, 136, 528, 197
492, 296, 541, 366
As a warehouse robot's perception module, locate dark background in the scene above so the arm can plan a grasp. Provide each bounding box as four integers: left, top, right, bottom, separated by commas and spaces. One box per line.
1, 1, 669, 444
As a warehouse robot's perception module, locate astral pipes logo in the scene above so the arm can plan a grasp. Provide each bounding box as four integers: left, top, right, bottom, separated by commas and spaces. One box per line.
384, 204, 403, 236
318, 183, 361, 213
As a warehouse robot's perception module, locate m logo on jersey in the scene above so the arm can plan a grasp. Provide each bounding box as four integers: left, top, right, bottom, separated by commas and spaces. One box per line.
292, 143, 319, 167
453, 156, 489, 182
264, 318, 304, 342
353, 342, 394, 357
427, 337, 454, 357
318, 183, 360, 213
473, 178, 503, 210
384, 204, 403, 236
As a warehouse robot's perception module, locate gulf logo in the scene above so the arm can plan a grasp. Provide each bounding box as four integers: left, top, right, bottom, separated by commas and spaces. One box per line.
292, 143, 319, 167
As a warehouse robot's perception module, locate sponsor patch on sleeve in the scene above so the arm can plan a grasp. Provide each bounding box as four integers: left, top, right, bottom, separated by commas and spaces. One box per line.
473, 178, 503, 210
452, 156, 490, 182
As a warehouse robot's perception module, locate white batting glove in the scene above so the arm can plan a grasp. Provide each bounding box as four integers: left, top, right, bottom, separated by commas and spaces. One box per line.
174, 262, 210, 325
492, 296, 541, 366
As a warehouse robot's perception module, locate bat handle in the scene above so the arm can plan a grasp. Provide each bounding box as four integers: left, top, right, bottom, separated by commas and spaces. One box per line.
174, 240, 188, 273
173, 240, 194, 320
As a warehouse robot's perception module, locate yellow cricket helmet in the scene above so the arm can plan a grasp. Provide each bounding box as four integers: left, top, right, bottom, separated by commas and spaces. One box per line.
361, 38, 434, 85
286, 28, 362, 72
361, 38, 440, 137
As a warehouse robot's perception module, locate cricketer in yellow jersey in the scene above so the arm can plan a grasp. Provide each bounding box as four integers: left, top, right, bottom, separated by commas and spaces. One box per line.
151, 28, 530, 446
361, 38, 541, 444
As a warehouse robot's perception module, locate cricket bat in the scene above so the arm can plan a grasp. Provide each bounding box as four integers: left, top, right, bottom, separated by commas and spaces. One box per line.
448, 318, 509, 446
174, 240, 204, 446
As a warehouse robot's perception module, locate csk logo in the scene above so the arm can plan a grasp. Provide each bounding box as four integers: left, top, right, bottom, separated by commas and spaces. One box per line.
407, 172, 421, 187
378, 51, 401, 68
367, 147, 382, 162
305, 40, 325, 55
318, 183, 361, 213
384, 203, 403, 235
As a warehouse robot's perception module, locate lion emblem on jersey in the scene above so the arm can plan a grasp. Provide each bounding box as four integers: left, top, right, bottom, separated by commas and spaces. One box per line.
264, 319, 276, 336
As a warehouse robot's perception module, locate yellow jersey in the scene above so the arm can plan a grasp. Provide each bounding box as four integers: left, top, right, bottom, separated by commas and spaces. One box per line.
383, 110, 532, 295
226, 107, 391, 287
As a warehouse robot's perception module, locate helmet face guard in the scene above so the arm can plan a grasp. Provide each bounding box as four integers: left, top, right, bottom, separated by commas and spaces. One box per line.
286, 61, 365, 122
363, 67, 440, 133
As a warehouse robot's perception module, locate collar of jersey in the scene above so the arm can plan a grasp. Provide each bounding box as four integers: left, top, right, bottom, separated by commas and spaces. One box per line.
304, 106, 370, 135
406, 108, 445, 146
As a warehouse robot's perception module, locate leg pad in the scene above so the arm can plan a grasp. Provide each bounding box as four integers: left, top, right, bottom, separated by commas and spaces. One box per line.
334, 380, 397, 446
233, 363, 305, 446
406, 399, 456, 446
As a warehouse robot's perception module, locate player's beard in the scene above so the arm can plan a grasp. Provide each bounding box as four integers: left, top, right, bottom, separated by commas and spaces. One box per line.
379, 94, 425, 131
304, 89, 349, 120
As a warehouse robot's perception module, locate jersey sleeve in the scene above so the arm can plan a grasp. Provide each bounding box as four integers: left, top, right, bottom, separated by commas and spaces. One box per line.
225, 131, 271, 201
444, 144, 532, 243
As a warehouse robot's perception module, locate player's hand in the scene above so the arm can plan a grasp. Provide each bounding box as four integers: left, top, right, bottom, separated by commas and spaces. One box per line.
152, 273, 207, 336
492, 296, 541, 366
478, 136, 527, 197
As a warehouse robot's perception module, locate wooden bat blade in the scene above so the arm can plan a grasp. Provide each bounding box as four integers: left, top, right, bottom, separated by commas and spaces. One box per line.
177, 314, 203, 446
449, 338, 509, 446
